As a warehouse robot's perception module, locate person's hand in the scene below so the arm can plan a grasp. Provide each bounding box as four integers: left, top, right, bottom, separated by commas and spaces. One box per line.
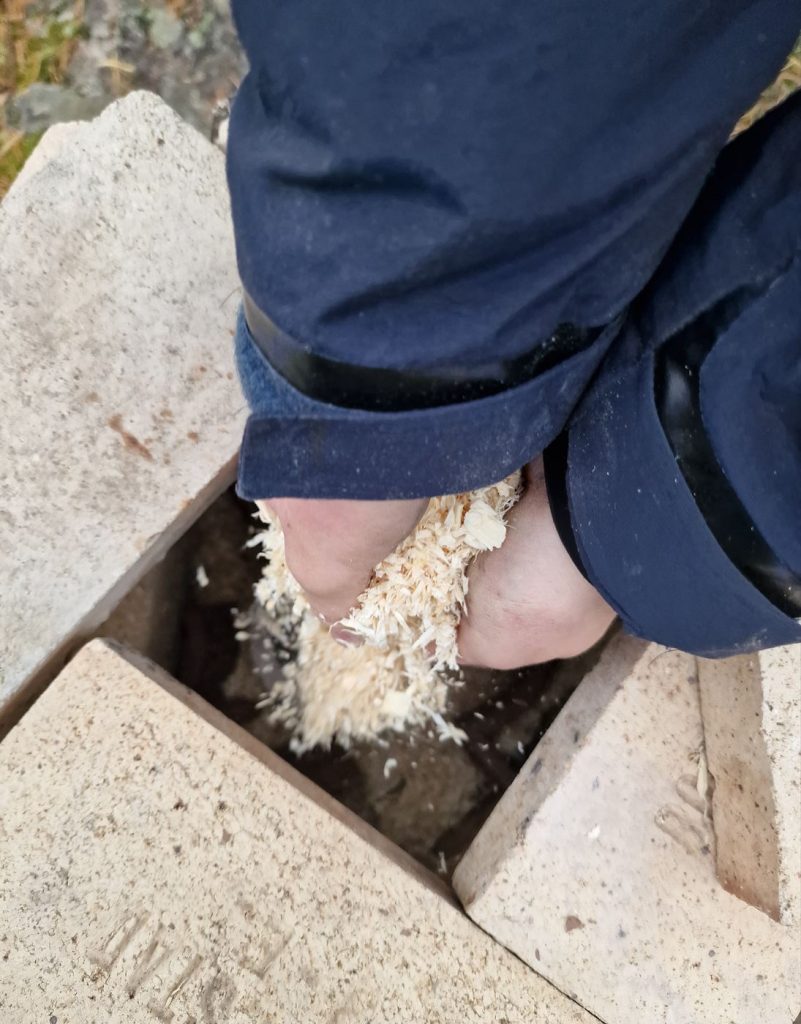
457, 458, 615, 668
257, 496, 427, 627
260, 457, 614, 664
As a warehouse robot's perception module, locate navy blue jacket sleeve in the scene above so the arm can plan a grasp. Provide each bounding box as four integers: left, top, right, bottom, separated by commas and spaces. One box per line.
561, 93, 801, 656
227, 0, 798, 501
225, 1, 801, 656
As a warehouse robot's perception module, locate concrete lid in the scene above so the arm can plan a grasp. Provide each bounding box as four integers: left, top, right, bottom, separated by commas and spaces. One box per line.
453, 634, 801, 1024
0, 91, 245, 721
0, 639, 590, 1022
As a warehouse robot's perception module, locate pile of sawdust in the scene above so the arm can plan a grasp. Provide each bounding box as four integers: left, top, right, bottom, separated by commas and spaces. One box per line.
252, 474, 521, 751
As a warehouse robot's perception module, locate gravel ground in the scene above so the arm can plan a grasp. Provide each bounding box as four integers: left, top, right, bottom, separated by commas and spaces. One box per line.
4, 0, 245, 158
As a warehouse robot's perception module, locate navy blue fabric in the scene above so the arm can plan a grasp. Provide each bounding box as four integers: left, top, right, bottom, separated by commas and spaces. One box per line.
227, 1, 798, 370
567, 341, 801, 657
702, 266, 801, 581
235, 307, 621, 499
564, 94, 801, 656
226, 0, 801, 656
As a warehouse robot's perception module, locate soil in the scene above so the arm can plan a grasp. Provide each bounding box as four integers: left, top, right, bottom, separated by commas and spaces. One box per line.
97, 486, 606, 878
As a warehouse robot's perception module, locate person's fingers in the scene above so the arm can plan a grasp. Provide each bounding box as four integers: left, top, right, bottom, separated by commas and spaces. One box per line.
258, 496, 427, 624
457, 460, 615, 668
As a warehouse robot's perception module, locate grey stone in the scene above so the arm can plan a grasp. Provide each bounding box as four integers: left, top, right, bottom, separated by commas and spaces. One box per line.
0, 639, 590, 1023
148, 6, 184, 50
453, 634, 801, 1024
6, 82, 107, 133
0, 92, 245, 725
10, 120, 83, 179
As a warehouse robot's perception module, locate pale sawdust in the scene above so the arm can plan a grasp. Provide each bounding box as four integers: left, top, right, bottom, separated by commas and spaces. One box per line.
252, 475, 521, 751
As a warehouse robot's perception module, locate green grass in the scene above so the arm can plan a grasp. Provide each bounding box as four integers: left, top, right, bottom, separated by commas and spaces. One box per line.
0, 129, 41, 193
0, 1, 85, 195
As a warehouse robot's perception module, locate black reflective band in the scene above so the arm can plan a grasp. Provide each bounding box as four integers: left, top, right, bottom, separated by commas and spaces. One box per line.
244, 293, 602, 413
543, 431, 588, 580
655, 285, 801, 618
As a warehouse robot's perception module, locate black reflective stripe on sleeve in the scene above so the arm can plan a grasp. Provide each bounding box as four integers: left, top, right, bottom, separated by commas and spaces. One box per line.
244, 292, 603, 413
543, 430, 588, 581
654, 285, 801, 618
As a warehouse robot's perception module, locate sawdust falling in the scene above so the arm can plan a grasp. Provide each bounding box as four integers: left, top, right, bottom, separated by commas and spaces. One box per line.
252, 474, 522, 752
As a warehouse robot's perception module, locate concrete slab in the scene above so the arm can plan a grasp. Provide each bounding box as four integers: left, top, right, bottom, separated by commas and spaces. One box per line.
0, 639, 591, 1023
698, 645, 801, 925
453, 634, 801, 1024
0, 91, 245, 723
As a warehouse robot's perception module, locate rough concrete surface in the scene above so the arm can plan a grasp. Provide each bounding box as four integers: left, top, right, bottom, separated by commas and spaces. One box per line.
453, 634, 801, 1024
698, 645, 801, 926
760, 645, 801, 930
0, 640, 591, 1024
0, 91, 245, 720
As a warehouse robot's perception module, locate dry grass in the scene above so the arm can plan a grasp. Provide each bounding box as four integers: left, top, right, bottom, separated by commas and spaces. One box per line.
734, 39, 801, 137
0, 0, 85, 195
165, 0, 204, 26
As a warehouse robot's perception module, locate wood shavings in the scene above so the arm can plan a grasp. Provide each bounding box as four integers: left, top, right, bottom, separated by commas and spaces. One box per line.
463, 499, 508, 550
253, 474, 521, 751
